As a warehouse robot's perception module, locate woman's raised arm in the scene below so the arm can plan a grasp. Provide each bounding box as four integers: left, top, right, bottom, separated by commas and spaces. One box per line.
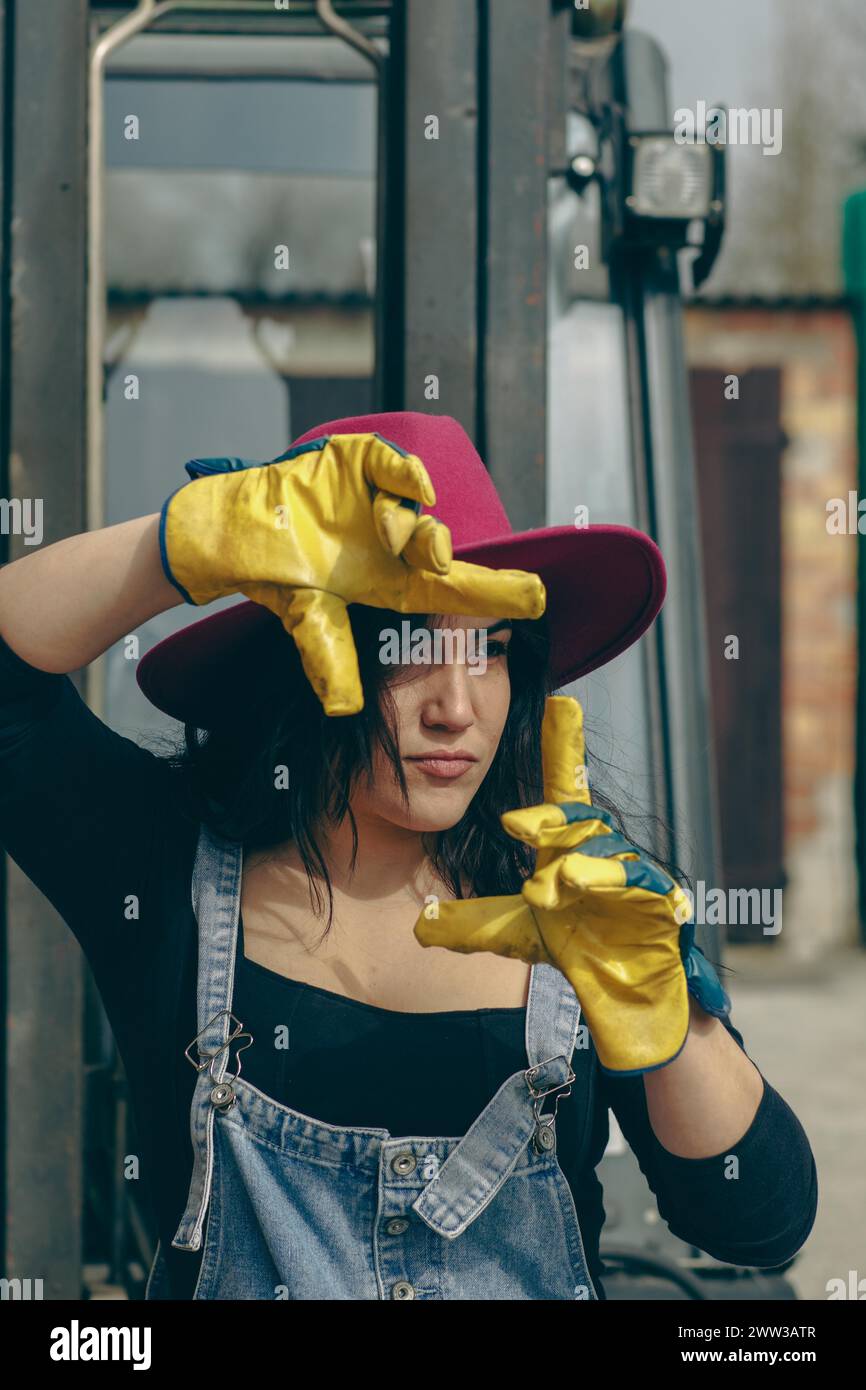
0, 513, 184, 673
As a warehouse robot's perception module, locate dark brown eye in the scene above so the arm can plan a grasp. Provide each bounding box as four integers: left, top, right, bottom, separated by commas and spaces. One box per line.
482, 639, 510, 658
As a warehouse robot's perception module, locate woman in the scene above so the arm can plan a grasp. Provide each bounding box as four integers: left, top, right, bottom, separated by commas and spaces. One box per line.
0, 410, 816, 1300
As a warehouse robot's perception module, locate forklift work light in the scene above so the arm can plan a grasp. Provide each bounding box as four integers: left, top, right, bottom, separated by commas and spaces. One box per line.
619, 127, 726, 286
559, 103, 726, 287
627, 135, 714, 221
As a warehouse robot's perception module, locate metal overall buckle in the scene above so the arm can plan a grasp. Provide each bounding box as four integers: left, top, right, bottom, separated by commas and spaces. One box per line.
525, 1053, 576, 1154
184, 1009, 254, 1112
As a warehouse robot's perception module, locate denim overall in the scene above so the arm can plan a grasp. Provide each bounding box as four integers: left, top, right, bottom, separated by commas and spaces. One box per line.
145, 824, 599, 1301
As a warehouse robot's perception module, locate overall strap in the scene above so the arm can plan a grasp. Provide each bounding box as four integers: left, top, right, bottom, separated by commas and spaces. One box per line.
171, 822, 244, 1253
525, 959, 583, 1070
411, 962, 582, 1239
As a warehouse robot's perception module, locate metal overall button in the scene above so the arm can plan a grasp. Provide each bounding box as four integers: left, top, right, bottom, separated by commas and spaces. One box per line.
210, 1081, 236, 1111
206, 1032, 253, 1112
533, 1121, 556, 1154
391, 1152, 417, 1176
386, 1218, 410, 1236
183, 1010, 254, 1114
392, 1281, 416, 1300
525, 1053, 575, 1154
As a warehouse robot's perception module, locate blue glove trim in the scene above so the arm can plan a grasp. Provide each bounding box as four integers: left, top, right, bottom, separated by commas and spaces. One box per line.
568, 830, 634, 857
271, 435, 332, 465
183, 456, 267, 480
565, 832, 675, 896
158, 484, 197, 605
269, 430, 409, 468
561, 802, 617, 830
372, 431, 410, 456
622, 858, 676, 895
680, 923, 732, 1019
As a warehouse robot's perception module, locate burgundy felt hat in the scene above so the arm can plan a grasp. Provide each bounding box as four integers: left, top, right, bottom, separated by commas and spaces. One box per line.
137, 410, 666, 727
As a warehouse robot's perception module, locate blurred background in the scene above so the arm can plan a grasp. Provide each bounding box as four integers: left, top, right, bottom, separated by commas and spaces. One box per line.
1, 0, 864, 1299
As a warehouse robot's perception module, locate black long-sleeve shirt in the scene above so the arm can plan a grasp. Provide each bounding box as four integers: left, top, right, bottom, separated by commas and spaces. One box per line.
0, 634, 818, 1299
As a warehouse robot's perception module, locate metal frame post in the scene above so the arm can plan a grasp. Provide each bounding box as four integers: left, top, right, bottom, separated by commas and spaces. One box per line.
393, 0, 479, 430
2, 0, 91, 1297
481, 0, 552, 528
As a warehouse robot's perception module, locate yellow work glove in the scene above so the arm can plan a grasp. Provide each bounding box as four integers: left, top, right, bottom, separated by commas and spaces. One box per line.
159, 431, 546, 716
414, 695, 731, 1074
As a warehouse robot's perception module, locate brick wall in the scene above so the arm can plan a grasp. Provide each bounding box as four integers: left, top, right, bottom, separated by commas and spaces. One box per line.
684, 306, 860, 958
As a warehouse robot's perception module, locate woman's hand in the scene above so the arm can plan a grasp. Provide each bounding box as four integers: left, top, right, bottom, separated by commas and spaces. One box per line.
159, 431, 546, 716
414, 695, 731, 1075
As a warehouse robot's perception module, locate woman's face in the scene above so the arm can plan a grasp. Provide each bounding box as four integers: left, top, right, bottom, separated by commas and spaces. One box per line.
354, 613, 513, 833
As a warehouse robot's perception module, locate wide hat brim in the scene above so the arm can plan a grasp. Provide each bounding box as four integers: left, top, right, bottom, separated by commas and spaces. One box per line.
137, 522, 666, 729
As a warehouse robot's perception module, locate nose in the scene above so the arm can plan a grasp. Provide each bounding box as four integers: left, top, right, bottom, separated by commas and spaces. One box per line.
419, 658, 477, 733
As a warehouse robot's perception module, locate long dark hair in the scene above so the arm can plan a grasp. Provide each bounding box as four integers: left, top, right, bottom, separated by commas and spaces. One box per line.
163, 604, 695, 940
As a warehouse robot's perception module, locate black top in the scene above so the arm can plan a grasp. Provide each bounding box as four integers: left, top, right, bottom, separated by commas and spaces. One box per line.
0, 634, 818, 1299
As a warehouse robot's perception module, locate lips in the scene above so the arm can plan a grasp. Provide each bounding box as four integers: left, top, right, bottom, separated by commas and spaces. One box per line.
405, 751, 479, 780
